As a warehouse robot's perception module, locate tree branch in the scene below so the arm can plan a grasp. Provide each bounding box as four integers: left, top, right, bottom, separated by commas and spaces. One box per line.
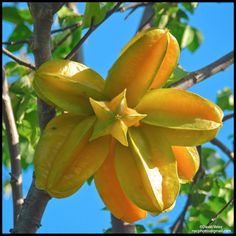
2, 67, 23, 227
11, 175, 51, 233
170, 51, 234, 89
51, 21, 82, 34
210, 138, 234, 162
2, 39, 30, 46
111, 215, 136, 233
11, 2, 62, 233
2, 22, 82, 47
206, 197, 234, 226
118, 2, 154, 12
2, 47, 36, 70
65, 2, 123, 60
52, 26, 78, 53
223, 113, 234, 122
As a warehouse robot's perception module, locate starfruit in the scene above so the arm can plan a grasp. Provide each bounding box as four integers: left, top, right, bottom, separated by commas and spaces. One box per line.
33, 60, 106, 116
34, 113, 110, 198
94, 138, 147, 223
172, 146, 200, 183
33, 27, 223, 223
104, 28, 180, 107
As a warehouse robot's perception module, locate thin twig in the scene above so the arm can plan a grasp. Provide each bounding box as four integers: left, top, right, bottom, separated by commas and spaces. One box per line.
206, 197, 234, 226
51, 21, 82, 34
2, 22, 82, 47
2, 67, 23, 226
2, 40, 30, 45
52, 26, 78, 53
2, 47, 36, 70
11, 3, 59, 233
223, 113, 234, 122
65, 2, 123, 60
118, 2, 154, 12
138, 11, 155, 31
210, 138, 234, 162
170, 51, 234, 89
220, 159, 231, 174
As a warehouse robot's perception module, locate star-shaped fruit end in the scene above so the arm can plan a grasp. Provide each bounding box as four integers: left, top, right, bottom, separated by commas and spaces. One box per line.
89, 89, 146, 146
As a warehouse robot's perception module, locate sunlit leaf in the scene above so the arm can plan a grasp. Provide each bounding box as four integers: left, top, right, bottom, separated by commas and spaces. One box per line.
216, 87, 234, 111
181, 3, 198, 14
187, 28, 203, 52
2, 127, 11, 168
156, 216, 169, 224
164, 65, 188, 87
83, 2, 106, 28
202, 148, 225, 174
4, 179, 12, 198
20, 137, 35, 170
181, 25, 194, 48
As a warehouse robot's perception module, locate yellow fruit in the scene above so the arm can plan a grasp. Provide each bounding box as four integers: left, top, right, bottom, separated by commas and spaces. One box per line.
94, 138, 147, 223
33, 60, 106, 115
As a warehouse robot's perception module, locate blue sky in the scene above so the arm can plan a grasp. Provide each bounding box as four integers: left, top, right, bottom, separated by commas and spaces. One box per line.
2, 2, 234, 233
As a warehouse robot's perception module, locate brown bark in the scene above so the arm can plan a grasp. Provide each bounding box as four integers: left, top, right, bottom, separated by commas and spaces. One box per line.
11, 3, 64, 233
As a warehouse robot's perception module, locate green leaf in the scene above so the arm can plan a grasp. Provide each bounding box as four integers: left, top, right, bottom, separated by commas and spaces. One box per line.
18, 120, 33, 142
164, 65, 188, 87
151, 228, 165, 234
158, 14, 169, 29
208, 196, 227, 213
3, 6, 32, 24
199, 210, 216, 225
216, 87, 234, 111
7, 23, 32, 52
103, 228, 112, 234
99, 2, 116, 11
225, 207, 234, 227
191, 193, 205, 207
202, 148, 225, 174
52, 13, 82, 59
181, 3, 198, 14
57, 6, 75, 25
5, 61, 29, 79
135, 224, 146, 233
168, 21, 186, 47
181, 25, 195, 48
3, 179, 12, 198
2, 127, 11, 168
187, 28, 203, 52
186, 217, 201, 231
179, 182, 190, 195
156, 216, 169, 224
3, 6, 22, 24
176, 9, 189, 21
20, 137, 35, 170
189, 207, 198, 217
18, 9, 33, 24
198, 177, 214, 192
9, 74, 33, 95
83, 2, 106, 28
